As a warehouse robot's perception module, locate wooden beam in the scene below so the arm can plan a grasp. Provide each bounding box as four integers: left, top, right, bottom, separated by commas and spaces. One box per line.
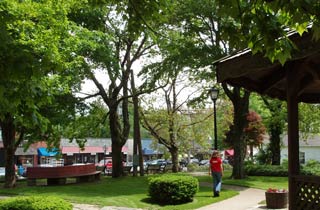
286, 61, 300, 210
260, 68, 286, 93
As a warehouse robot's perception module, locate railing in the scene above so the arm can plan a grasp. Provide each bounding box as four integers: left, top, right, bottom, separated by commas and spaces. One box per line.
292, 175, 320, 210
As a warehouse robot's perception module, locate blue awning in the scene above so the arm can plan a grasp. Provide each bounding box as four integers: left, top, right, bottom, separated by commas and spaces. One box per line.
37, 147, 59, 157
142, 148, 162, 155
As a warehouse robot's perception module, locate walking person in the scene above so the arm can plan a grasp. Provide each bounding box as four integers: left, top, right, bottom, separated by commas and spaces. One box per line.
209, 150, 223, 197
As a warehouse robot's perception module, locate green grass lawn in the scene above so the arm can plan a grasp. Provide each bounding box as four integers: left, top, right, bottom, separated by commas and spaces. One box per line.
0, 175, 238, 210
196, 170, 289, 190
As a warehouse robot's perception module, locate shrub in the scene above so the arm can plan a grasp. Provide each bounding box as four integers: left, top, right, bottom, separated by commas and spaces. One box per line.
305, 159, 320, 168
0, 196, 72, 210
196, 165, 210, 172
301, 160, 320, 176
148, 174, 199, 205
186, 163, 199, 172
245, 162, 320, 177
245, 164, 288, 176
223, 163, 233, 171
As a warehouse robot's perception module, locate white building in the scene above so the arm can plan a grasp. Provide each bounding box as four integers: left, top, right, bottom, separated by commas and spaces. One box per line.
281, 135, 320, 164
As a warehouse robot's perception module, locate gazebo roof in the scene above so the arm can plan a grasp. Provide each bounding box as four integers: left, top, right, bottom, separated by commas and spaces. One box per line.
216, 31, 320, 103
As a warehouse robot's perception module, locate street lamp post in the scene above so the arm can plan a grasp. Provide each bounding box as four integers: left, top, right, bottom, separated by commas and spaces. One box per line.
209, 87, 219, 150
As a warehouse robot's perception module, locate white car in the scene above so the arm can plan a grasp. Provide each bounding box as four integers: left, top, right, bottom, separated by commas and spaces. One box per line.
0, 167, 5, 176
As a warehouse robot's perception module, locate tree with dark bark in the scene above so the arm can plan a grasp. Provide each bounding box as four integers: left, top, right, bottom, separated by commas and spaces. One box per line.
0, 0, 81, 188
223, 85, 250, 179
130, 70, 144, 176
262, 98, 286, 165
69, 0, 170, 177
141, 65, 213, 172
165, 0, 251, 179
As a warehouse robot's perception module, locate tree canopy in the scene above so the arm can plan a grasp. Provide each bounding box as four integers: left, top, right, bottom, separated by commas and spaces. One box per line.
0, 0, 85, 187
215, 0, 320, 64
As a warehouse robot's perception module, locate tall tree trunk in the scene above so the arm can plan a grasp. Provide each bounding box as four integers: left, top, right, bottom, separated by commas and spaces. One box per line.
109, 108, 125, 178
111, 140, 123, 177
170, 146, 179, 172
270, 124, 282, 165
223, 84, 250, 179
262, 99, 284, 165
232, 99, 249, 179
130, 70, 144, 176
1, 114, 17, 188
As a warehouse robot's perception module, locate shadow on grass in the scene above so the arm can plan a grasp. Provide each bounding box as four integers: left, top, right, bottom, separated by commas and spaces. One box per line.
0, 175, 238, 209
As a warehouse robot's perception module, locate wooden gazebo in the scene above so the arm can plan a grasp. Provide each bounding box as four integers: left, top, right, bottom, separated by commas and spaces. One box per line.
215, 31, 320, 210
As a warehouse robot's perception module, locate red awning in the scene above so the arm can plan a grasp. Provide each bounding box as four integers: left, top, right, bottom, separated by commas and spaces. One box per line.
61, 146, 128, 155
225, 149, 234, 156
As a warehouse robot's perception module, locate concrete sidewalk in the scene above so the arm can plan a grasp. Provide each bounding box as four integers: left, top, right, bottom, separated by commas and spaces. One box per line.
196, 184, 288, 210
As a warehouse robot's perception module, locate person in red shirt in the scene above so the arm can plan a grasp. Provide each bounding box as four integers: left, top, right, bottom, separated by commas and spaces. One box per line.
209, 150, 223, 197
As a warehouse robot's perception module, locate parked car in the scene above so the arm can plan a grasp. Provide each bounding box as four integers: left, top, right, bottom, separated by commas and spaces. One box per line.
146, 159, 167, 171
0, 167, 5, 177
179, 159, 188, 167
147, 159, 167, 166
96, 158, 112, 175
199, 159, 209, 166
125, 161, 147, 172
189, 158, 199, 165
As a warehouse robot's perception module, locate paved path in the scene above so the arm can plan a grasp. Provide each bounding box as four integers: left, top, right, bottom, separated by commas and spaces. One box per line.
197, 184, 265, 210
196, 183, 288, 210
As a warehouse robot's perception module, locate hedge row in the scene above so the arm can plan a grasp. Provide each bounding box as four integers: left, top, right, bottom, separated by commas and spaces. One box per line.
245, 163, 320, 177
245, 164, 288, 176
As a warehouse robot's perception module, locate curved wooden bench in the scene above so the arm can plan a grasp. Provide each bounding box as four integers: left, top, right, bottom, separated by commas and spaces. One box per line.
27, 163, 101, 186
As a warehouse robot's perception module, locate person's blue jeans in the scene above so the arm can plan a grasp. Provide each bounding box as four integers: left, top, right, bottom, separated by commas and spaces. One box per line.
211, 171, 222, 193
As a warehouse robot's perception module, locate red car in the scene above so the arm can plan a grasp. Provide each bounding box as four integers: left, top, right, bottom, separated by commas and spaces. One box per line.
96, 159, 112, 175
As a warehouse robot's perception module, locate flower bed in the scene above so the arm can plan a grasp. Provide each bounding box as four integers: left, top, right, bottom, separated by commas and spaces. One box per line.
265, 188, 288, 209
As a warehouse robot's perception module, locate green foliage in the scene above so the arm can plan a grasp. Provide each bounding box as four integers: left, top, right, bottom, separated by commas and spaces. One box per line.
255, 146, 273, 165
245, 160, 320, 177
148, 174, 199, 204
215, 0, 320, 64
0, 0, 89, 188
63, 99, 110, 139
186, 163, 200, 172
141, 90, 214, 159
0, 196, 72, 210
299, 103, 320, 138
301, 159, 320, 176
0, 0, 84, 139
245, 164, 288, 177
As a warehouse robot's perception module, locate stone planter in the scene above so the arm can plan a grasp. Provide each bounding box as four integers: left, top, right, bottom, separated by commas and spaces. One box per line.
265, 191, 288, 209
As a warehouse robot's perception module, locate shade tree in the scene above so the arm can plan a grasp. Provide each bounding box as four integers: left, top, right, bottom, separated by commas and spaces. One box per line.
0, 0, 84, 188
68, 0, 172, 177
140, 69, 213, 172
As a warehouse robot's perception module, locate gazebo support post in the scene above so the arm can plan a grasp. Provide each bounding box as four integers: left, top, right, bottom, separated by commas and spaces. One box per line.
286, 63, 300, 210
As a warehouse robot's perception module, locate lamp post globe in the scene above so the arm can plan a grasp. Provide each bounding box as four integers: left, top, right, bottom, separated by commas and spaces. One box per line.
210, 87, 219, 102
